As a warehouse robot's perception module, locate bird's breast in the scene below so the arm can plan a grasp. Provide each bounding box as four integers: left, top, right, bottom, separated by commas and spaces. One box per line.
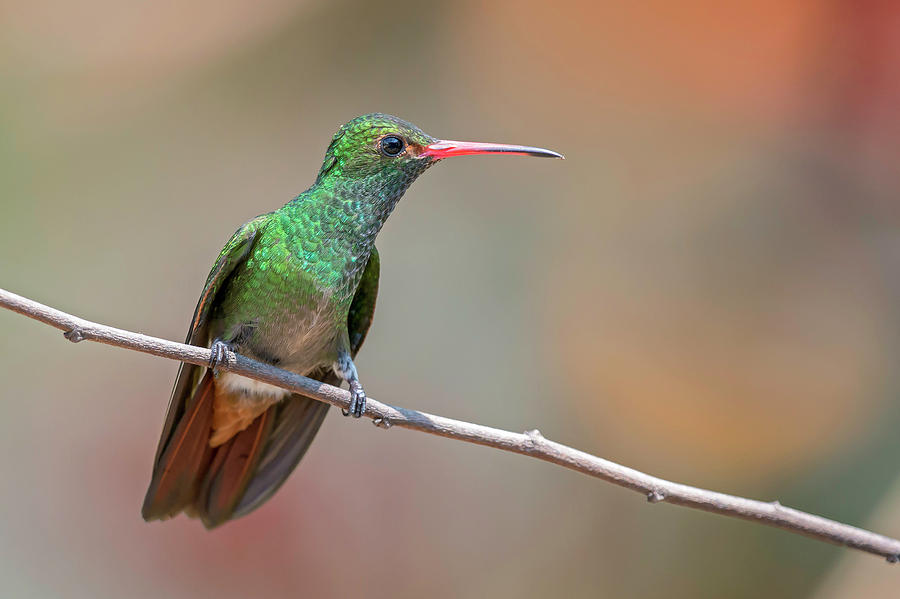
213, 257, 348, 372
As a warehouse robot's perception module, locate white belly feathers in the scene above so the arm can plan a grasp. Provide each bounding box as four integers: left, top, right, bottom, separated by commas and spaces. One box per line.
217, 372, 291, 402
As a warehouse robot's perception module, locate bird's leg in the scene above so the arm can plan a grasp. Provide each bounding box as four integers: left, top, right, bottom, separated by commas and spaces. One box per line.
208, 338, 233, 371
333, 349, 366, 418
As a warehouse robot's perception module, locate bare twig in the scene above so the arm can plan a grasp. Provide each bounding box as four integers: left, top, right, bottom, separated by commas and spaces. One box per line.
1, 287, 899, 563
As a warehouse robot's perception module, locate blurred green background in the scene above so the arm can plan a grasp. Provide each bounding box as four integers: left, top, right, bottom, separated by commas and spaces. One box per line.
2, 1, 899, 597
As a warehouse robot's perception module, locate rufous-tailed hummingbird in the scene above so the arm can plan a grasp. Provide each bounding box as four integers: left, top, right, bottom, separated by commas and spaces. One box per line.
142, 113, 563, 528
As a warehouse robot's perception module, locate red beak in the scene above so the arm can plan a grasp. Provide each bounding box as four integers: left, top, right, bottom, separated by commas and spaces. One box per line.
423, 140, 564, 160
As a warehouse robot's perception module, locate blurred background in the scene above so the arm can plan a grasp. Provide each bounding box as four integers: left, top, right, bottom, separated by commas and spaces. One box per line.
2, 1, 899, 597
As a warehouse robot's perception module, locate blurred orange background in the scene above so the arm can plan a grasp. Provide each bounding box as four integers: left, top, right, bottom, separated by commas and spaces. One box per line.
2, 1, 899, 597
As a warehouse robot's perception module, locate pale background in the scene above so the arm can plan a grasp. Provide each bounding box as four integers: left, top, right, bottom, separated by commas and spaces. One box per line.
2, 2, 899, 597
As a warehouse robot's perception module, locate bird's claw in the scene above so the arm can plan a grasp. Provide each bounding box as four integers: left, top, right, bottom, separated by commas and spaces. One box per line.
342, 380, 367, 418
209, 339, 232, 370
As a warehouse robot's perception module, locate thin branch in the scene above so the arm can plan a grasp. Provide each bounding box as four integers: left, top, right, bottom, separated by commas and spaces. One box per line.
2, 287, 899, 563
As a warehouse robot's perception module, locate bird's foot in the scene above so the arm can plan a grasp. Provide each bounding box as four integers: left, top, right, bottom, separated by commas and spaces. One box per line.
208, 339, 233, 371
342, 380, 367, 418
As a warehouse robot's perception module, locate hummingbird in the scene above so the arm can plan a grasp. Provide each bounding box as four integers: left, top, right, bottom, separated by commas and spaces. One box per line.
141, 113, 563, 528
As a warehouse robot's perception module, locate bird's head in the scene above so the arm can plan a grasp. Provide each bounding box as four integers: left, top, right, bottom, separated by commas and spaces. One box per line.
315, 113, 563, 191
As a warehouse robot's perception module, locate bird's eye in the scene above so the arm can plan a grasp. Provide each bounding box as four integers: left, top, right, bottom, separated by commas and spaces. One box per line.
380, 136, 405, 157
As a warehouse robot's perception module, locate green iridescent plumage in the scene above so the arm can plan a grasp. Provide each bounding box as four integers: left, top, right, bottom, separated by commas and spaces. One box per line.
142, 113, 562, 528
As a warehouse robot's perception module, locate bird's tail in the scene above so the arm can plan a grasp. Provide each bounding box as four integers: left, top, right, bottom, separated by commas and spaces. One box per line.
141, 369, 275, 527
142, 368, 328, 528
142, 370, 217, 521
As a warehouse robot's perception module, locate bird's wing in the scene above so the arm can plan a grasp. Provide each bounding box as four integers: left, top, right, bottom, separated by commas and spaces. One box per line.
143, 216, 267, 519
233, 247, 381, 518
347, 246, 380, 356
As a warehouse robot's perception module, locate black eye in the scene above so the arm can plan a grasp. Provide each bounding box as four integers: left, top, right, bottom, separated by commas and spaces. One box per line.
380, 136, 405, 156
